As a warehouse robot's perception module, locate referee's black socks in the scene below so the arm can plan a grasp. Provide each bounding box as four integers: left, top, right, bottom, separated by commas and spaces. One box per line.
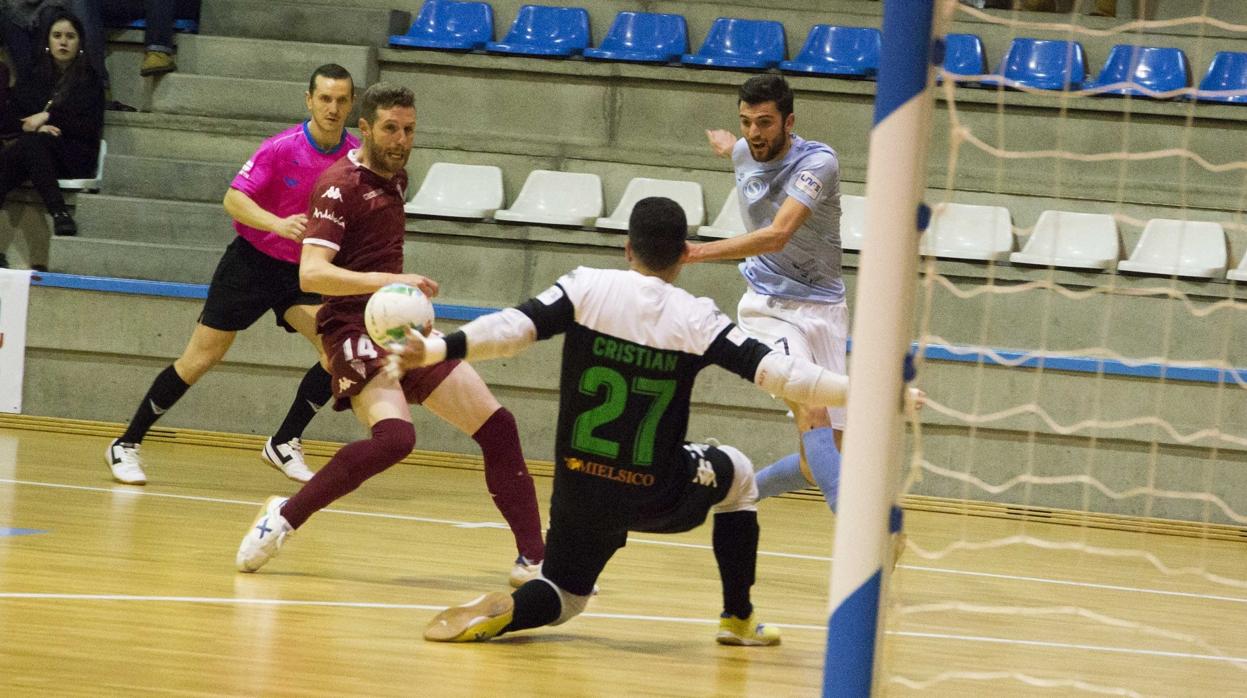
272, 363, 332, 445
713, 510, 760, 620
119, 364, 190, 444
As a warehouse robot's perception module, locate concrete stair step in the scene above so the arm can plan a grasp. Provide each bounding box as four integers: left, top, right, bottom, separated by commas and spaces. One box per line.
48, 236, 223, 282
74, 195, 234, 246
103, 111, 288, 162
103, 155, 238, 203
200, 0, 410, 47
175, 35, 376, 85
150, 73, 308, 122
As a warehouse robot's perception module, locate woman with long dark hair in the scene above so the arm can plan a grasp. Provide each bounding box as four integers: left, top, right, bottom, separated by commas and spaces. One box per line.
0, 7, 103, 237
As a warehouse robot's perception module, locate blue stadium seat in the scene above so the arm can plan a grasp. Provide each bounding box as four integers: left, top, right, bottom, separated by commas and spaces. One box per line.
983, 38, 1087, 91
941, 33, 987, 80
486, 5, 591, 57
681, 18, 786, 70
1084, 45, 1190, 98
390, 0, 493, 51
582, 11, 688, 63
1196, 51, 1247, 104
780, 25, 880, 78
124, 19, 199, 33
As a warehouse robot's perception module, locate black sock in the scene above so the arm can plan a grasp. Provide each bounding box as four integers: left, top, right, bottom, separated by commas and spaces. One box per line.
713, 510, 759, 619
119, 365, 190, 444
272, 363, 332, 445
505, 579, 563, 634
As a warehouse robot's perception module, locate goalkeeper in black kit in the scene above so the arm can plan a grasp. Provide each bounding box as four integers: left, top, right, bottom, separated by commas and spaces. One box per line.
392, 197, 915, 645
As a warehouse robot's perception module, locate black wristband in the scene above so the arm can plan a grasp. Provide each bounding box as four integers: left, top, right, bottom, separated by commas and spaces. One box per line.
443, 331, 468, 360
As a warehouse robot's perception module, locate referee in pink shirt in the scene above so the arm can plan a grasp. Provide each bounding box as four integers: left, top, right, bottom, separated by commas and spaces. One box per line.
105, 64, 359, 486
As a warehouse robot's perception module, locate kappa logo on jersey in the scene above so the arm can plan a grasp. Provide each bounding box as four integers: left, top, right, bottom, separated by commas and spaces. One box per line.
692, 460, 717, 488
338, 377, 355, 392
322, 186, 343, 201
794, 170, 824, 200
313, 207, 346, 228
685, 444, 718, 488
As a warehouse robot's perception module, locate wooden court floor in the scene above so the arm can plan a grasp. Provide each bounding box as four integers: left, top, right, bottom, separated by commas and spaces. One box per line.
1, 424, 1246, 697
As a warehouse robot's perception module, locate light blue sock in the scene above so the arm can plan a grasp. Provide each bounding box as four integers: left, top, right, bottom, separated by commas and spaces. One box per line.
801, 427, 841, 513
754, 453, 805, 500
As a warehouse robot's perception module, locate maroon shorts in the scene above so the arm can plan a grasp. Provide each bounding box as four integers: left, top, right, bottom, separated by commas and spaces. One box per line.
323, 323, 460, 412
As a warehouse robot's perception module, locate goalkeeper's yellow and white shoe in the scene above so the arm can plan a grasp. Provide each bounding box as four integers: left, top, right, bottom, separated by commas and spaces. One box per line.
715, 613, 782, 646
424, 591, 514, 642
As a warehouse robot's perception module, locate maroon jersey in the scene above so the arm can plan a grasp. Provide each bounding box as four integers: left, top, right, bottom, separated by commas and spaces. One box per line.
302, 150, 410, 335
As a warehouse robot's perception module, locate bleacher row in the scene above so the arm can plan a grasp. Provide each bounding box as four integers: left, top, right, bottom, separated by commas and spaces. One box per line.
404, 162, 1244, 280
386, 1, 1247, 102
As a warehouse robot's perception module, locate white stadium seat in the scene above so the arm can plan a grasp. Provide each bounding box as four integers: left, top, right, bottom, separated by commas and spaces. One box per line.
840, 194, 865, 251
58, 140, 106, 192
492, 170, 603, 227
697, 187, 747, 239
595, 177, 704, 234
1116, 218, 1226, 279
1009, 210, 1120, 270
920, 202, 1014, 261
404, 162, 504, 219
1227, 255, 1247, 282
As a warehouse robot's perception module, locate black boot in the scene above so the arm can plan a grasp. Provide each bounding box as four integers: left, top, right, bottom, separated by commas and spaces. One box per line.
0, 253, 8, 268
51, 208, 77, 236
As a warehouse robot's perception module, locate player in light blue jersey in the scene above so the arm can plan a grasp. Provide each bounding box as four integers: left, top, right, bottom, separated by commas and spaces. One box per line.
687, 75, 900, 534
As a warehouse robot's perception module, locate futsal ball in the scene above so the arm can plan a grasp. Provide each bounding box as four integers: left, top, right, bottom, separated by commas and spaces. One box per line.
365, 283, 434, 346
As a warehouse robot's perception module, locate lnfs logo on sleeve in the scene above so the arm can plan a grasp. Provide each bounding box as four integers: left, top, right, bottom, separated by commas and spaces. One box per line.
794, 170, 824, 200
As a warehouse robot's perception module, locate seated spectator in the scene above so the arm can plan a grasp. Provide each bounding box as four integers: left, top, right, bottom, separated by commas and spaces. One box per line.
81, 0, 199, 77
1, 1, 137, 110
0, 8, 103, 238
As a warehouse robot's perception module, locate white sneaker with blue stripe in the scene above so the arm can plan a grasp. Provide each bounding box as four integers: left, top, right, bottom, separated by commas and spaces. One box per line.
236, 496, 293, 572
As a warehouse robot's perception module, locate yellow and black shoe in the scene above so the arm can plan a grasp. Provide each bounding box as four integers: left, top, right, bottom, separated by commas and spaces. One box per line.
424, 591, 514, 642
716, 612, 781, 646
140, 50, 176, 77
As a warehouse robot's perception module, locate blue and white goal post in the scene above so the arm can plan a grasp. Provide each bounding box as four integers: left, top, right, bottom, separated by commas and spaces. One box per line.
823, 1, 941, 696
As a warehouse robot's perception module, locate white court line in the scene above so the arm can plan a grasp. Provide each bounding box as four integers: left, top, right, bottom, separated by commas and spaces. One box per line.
2, 592, 1243, 666
4, 477, 1247, 606
894, 631, 1247, 666
0, 592, 821, 630
0, 478, 829, 561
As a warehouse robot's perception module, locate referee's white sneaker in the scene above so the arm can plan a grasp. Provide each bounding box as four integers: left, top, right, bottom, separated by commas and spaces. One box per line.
105, 439, 147, 485
236, 496, 293, 572
262, 437, 315, 483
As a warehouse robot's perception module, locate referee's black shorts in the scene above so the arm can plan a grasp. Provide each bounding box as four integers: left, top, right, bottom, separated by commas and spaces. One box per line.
199, 236, 321, 333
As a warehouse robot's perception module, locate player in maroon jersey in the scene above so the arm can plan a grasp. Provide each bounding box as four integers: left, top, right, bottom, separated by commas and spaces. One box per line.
234, 83, 546, 584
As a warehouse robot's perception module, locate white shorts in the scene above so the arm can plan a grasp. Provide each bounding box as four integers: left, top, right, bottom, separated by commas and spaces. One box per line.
737, 288, 848, 430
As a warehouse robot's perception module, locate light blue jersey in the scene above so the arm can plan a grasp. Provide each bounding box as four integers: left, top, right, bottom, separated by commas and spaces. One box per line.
733, 134, 844, 304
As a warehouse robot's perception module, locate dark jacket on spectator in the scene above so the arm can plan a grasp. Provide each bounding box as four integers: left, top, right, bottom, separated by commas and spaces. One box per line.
10, 7, 103, 176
